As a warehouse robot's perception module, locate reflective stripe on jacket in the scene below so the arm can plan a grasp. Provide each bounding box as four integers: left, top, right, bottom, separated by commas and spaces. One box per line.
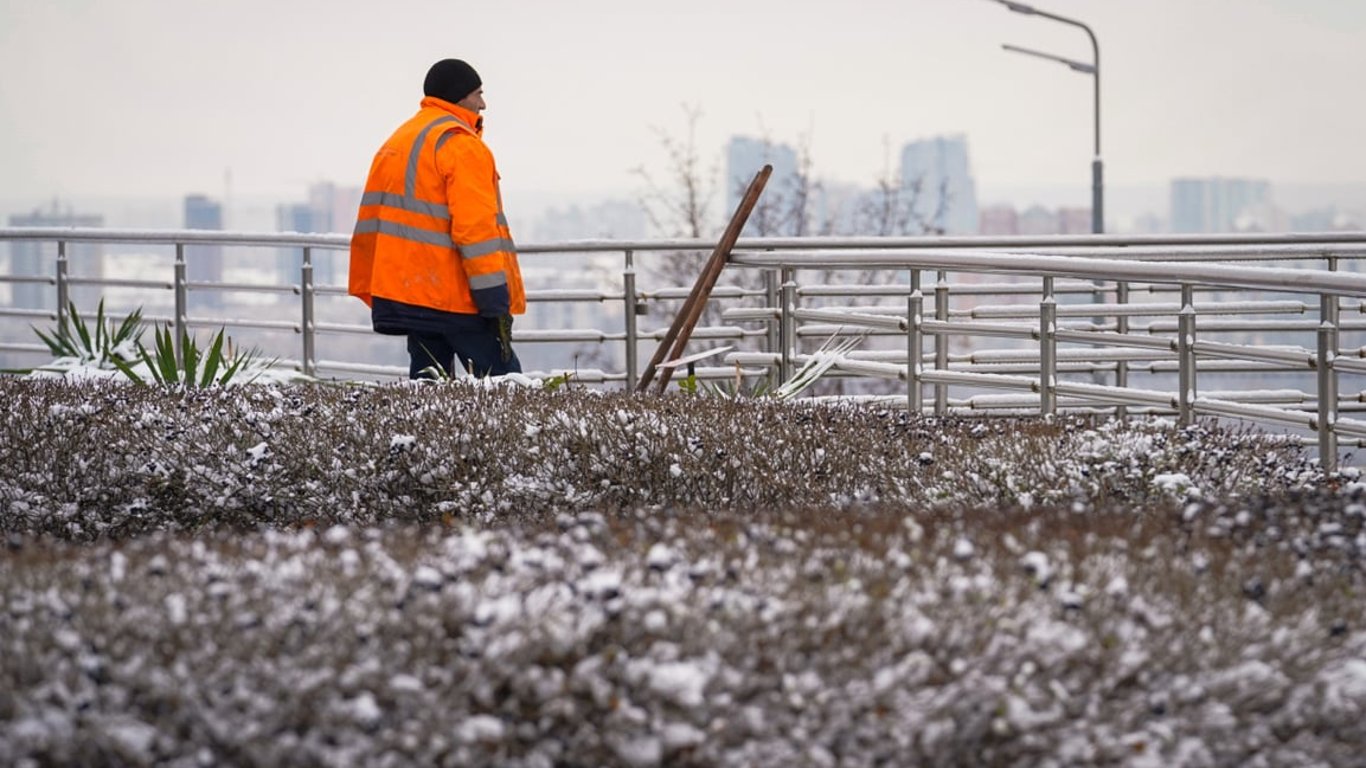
349, 97, 525, 318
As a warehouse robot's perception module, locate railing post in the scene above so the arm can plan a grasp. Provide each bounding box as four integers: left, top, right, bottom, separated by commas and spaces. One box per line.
1177, 283, 1196, 426
779, 267, 796, 383
1317, 293, 1340, 472
1040, 276, 1057, 416
174, 242, 188, 366
907, 269, 923, 415
934, 270, 949, 415
624, 249, 639, 391
55, 240, 69, 326
765, 266, 780, 390
300, 246, 316, 378
1088, 276, 1108, 386
1115, 280, 1129, 420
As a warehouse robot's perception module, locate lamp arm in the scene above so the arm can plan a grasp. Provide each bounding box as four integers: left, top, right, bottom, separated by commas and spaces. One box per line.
1028, 9, 1099, 156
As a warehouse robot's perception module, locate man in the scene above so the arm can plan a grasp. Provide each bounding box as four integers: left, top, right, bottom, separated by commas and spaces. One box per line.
349, 59, 525, 379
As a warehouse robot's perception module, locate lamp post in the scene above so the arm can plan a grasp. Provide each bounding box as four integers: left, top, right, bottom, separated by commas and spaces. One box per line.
994, 0, 1102, 234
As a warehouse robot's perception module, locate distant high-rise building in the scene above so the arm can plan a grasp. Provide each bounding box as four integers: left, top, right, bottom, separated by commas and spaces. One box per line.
1170, 177, 1271, 233
1130, 212, 1166, 235
1057, 208, 1093, 235
726, 136, 800, 235
307, 181, 362, 236
532, 200, 646, 242
1291, 207, 1362, 233
1018, 205, 1059, 236
275, 202, 315, 284
276, 182, 361, 285
978, 205, 1019, 236
7, 202, 104, 311
808, 182, 865, 236
183, 194, 224, 309
978, 204, 1093, 236
900, 135, 979, 235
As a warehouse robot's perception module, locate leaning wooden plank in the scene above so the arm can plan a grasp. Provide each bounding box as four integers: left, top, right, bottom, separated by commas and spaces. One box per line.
638, 164, 773, 394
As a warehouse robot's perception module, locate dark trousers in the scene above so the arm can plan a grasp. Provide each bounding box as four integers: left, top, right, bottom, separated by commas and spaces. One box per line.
407, 320, 521, 379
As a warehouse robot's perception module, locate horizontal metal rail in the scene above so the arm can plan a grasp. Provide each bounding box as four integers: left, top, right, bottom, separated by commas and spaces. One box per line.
7, 227, 1363, 250
730, 248, 1366, 297
967, 300, 1309, 319
4, 226, 1366, 469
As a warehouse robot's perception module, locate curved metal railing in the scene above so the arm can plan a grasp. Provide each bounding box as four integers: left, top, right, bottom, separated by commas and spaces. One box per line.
3, 227, 1365, 468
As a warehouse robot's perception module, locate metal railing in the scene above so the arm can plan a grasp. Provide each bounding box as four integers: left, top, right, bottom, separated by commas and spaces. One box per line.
3, 227, 1366, 469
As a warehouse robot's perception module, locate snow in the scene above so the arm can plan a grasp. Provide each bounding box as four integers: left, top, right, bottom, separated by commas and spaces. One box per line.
455, 715, 505, 744
1021, 550, 1053, 586
412, 565, 444, 589
98, 718, 158, 763
611, 735, 663, 767
1321, 659, 1366, 713
345, 692, 383, 728
661, 722, 705, 750
645, 542, 678, 570
953, 538, 974, 560
389, 673, 423, 692
1153, 472, 1193, 494
164, 593, 188, 625
632, 659, 712, 709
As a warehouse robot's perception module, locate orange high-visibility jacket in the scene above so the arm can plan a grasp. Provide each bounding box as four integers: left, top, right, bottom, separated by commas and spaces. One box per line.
349, 97, 525, 319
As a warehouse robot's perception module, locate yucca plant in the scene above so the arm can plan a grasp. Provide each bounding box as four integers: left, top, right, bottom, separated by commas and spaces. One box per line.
673, 333, 866, 401
111, 323, 270, 387
30, 299, 144, 369
411, 342, 457, 381
770, 332, 867, 401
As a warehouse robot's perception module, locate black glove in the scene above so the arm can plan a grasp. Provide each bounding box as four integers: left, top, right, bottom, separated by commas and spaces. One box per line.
490, 314, 514, 362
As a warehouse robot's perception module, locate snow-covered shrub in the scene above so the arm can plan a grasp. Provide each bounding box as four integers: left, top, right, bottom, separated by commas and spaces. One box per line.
0, 379, 1327, 540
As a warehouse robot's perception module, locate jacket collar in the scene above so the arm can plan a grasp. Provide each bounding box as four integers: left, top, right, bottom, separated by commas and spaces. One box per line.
420, 96, 483, 135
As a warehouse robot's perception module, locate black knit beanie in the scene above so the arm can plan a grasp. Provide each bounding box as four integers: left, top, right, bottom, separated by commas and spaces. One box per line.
424, 59, 482, 104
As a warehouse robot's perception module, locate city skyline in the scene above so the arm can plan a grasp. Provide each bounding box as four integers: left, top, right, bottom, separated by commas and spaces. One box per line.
7, 161, 1358, 240
2, 0, 1364, 217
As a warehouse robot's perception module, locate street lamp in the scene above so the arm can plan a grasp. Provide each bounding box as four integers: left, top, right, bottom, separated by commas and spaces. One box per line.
993, 0, 1102, 234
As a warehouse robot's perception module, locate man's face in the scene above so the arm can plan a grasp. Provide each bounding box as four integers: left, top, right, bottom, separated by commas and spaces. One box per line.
458, 87, 486, 113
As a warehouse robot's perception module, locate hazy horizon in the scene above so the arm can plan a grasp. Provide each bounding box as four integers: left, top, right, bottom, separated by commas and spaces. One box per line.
5, 178, 1364, 237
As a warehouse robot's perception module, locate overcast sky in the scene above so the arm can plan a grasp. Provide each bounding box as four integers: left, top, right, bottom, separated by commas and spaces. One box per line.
2, 0, 1363, 213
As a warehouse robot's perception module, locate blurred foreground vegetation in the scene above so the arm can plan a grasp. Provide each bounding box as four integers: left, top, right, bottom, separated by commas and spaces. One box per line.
1, 379, 1362, 766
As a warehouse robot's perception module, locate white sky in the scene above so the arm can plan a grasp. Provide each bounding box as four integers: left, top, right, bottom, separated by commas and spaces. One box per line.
1, 0, 1363, 212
